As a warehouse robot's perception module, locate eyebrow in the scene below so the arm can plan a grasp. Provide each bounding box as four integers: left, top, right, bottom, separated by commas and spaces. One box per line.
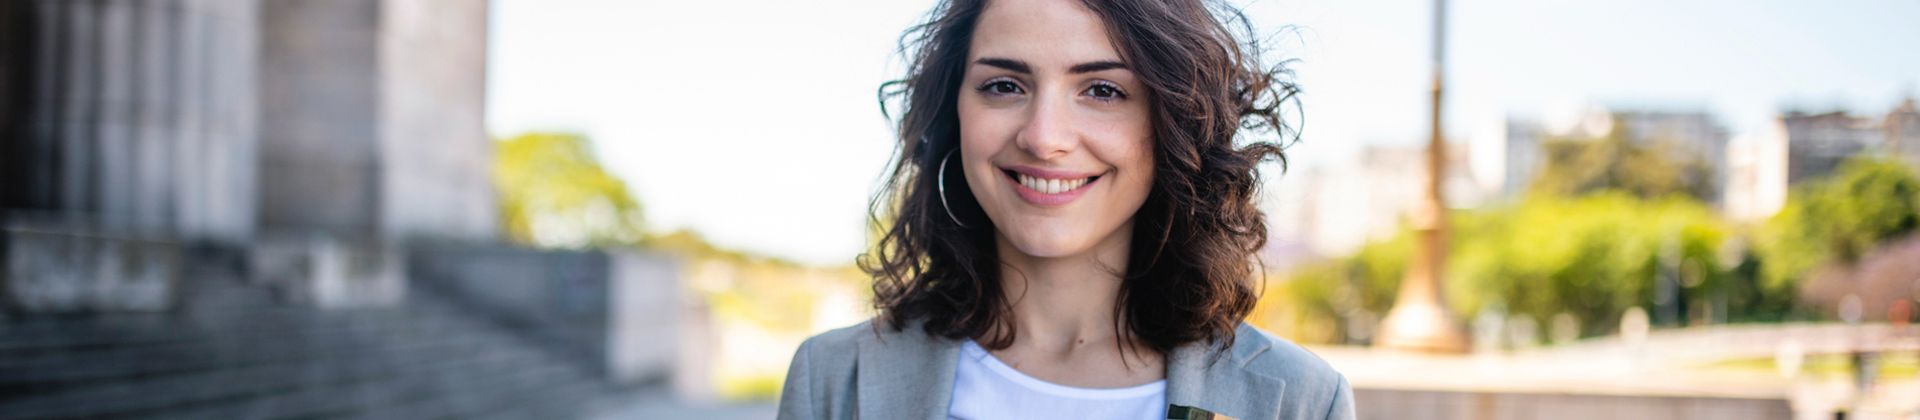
972, 57, 1129, 75
973, 57, 1031, 74
1068, 60, 1127, 74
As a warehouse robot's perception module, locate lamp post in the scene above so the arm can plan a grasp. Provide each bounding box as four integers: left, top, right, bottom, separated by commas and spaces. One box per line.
1375, 0, 1470, 353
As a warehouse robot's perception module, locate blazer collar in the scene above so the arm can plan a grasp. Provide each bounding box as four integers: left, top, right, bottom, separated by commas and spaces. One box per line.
1164, 324, 1288, 420
855, 321, 1284, 420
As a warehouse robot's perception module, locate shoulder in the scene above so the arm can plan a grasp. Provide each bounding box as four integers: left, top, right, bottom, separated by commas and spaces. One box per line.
1231, 323, 1342, 383
1230, 323, 1352, 411
791, 319, 883, 377
780, 319, 887, 418
791, 316, 942, 374
797, 319, 875, 357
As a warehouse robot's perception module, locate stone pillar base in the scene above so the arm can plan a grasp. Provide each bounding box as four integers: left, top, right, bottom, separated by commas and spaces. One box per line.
1, 226, 181, 314
250, 235, 405, 309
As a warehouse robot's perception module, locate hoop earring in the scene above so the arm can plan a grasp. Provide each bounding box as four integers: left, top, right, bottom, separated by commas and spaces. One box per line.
937, 149, 970, 228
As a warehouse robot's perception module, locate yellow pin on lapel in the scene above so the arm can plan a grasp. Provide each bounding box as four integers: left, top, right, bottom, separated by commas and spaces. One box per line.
1166, 404, 1239, 420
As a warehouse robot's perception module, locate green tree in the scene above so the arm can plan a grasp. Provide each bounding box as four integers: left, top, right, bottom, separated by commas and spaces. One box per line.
1755, 157, 1920, 301
493, 132, 646, 247
1447, 192, 1728, 335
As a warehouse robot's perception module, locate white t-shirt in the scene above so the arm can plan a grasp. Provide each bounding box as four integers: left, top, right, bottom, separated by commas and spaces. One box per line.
948, 339, 1167, 420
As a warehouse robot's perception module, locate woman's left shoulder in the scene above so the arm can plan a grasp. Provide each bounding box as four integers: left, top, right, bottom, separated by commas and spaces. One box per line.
1230, 323, 1347, 386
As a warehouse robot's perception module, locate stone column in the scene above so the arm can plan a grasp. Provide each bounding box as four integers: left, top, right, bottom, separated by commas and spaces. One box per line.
1, 0, 259, 313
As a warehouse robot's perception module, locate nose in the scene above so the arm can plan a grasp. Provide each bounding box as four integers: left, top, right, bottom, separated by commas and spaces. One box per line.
1014, 94, 1076, 161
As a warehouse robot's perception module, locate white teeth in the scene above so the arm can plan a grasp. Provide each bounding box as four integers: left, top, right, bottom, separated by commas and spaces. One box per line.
1015, 173, 1090, 194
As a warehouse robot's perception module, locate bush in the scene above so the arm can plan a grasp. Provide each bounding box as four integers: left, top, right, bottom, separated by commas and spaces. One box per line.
1267, 192, 1734, 344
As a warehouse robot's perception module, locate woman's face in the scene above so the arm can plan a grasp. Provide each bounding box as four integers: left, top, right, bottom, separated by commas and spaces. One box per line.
957, 0, 1154, 259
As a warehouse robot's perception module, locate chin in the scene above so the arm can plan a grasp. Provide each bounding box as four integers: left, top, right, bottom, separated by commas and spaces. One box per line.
995, 218, 1104, 259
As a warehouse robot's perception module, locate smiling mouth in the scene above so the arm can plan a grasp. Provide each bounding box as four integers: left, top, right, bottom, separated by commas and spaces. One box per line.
1002, 169, 1101, 194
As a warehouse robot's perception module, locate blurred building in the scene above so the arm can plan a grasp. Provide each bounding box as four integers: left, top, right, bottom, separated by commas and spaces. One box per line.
1722, 96, 1920, 221
1780, 110, 1882, 184
1612, 111, 1731, 203
1886, 97, 1920, 171
1723, 130, 1789, 222
1476, 105, 1615, 202
1279, 143, 1481, 257
1486, 117, 1545, 202
0, 1, 685, 418
1481, 108, 1731, 203
1720, 95, 1920, 221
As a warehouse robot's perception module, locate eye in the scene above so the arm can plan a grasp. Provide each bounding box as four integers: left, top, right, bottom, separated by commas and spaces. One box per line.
1084, 82, 1127, 101
978, 79, 1024, 96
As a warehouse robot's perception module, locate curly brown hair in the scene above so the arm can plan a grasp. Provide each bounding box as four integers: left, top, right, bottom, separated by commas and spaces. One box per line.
861, 0, 1300, 357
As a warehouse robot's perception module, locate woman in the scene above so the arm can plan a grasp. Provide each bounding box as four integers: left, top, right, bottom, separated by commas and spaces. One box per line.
779, 0, 1352, 418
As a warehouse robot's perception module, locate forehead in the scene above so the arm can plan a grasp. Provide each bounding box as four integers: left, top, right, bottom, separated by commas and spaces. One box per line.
969, 0, 1121, 65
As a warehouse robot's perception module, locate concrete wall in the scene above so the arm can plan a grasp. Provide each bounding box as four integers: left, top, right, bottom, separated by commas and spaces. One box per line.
1355, 388, 1792, 420
409, 245, 682, 384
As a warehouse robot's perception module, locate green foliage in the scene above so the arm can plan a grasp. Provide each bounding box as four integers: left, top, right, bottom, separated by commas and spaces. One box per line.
1755, 157, 1920, 297
1273, 193, 1734, 344
1264, 232, 1408, 344
1270, 156, 1920, 345
494, 132, 647, 248
1446, 192, 1728, 335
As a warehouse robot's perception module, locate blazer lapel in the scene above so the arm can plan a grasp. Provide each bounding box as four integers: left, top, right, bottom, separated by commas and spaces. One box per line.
1165, 325, 1288, 420
856, 321, 961, 420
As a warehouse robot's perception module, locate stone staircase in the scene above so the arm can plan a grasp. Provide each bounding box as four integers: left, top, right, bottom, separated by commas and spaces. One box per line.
0, 266, 632, 420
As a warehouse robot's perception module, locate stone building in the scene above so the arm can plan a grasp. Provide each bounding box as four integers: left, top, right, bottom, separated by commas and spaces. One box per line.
1781, 110, 1882, 185
1885, 97, 1920, 171
0, 1, 684, 417
1, 0, 494, 311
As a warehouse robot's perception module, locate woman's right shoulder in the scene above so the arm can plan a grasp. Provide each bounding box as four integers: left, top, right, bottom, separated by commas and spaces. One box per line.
796, 318, 880, 356
781, 318, 896, 418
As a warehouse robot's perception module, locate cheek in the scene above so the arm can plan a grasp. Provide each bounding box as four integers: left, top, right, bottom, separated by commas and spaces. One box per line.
1077, 133, 1154, 232
1111, 141, 1154, 201
1095, 118, 1155, 195
956, 99, 1015, 151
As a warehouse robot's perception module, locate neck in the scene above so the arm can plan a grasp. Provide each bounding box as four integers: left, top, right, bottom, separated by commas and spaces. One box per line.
991, 223, 1134, 354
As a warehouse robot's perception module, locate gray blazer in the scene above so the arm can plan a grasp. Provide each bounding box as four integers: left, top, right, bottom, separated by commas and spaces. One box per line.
777, 318, 1355, 420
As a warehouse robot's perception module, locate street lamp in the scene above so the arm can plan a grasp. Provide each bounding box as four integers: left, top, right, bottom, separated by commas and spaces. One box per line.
1374, 0, 1470, 353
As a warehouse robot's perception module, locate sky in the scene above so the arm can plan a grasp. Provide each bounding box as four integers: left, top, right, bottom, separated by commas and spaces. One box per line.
487, 0, 1920, 266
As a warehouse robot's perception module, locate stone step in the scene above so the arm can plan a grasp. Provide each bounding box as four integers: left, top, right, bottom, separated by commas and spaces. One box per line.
0, 304, 597, 419
1, 309, 385, 353
0, 307, 461, 367
136, 341, 577, 420
327, 353, 601, 420
0, 285, 617, 420
0, 307, 471, 380
0, 311, 482, 398
462, 379, 609, 420
178, 280, 286, 310
0, 299, 461, 356
0, 313, 525, 415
